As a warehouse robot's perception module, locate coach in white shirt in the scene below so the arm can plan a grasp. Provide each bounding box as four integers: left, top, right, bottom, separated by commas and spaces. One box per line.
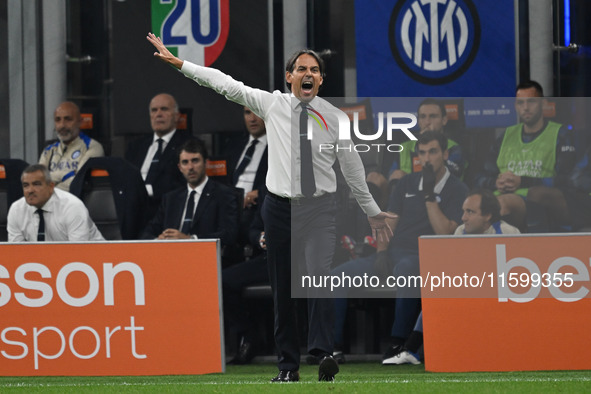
147, 33, 395, 383
7, 164, 104, 242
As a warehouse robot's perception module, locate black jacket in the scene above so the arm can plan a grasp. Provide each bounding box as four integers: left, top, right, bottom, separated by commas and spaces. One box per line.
125, 130, 193, 200
141, 179, 239, 246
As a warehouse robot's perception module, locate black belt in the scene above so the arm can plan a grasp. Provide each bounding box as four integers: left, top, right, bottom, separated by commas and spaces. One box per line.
268, 192, 333, 205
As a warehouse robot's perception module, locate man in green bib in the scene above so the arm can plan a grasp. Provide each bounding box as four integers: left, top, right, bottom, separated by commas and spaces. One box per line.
476, 81, 576, 231
366, 98, 465, 207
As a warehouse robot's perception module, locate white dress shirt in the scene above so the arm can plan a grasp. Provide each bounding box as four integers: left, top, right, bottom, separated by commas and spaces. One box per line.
235, 134, 267, 194
7, 188, 105, 242
179, 177, 208, 231
180, 61, 380, 217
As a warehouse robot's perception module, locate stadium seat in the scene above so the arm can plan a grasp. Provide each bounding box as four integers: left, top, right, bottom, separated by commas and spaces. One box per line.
0, 159, 29, 242
80, 169, 122, 240
70, 157, 148, 240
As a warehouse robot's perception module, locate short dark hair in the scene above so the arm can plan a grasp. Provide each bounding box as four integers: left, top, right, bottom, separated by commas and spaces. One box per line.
285, 49, 325, 90
417, 130, 447, 152
516, 80, 544, 97
418, 98, 446, 118
178, 138, 208, 162
22, 164, 51, 183
468, 188, 501, 224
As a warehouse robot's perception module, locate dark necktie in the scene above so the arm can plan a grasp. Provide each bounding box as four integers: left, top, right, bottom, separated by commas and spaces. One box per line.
300, 105, 316, 197
36, 209, 45, 241
181, 190, 196, 235
233, 139, 259, 185
146, 138, 164, 184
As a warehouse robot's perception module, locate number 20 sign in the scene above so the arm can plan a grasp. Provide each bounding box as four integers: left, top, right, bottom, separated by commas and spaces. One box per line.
151, 0, 230, 67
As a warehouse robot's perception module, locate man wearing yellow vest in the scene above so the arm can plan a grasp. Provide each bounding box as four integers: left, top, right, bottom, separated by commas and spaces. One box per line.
366, 98, 465, 207
476, 81, 576, 232
388, 98, 464, 181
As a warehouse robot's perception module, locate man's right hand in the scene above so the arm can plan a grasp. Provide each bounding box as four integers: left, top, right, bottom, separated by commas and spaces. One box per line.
147, 33, 184, 70
422, 162, 436, 201
496, 171, 521, 193
244, 190, 259, 209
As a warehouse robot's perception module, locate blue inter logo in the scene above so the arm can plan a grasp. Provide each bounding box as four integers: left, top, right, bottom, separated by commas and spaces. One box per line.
389, 0, 480, 85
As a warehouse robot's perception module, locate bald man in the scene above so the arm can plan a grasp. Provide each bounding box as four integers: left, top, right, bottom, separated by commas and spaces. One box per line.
125, 93, 192, 222
39, 101, 105, 191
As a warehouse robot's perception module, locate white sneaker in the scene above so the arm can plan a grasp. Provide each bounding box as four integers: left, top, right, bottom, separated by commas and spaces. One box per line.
382, 350, 421, 365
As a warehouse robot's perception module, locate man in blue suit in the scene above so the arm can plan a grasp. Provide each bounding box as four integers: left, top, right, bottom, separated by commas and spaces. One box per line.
141, 139, 238, 248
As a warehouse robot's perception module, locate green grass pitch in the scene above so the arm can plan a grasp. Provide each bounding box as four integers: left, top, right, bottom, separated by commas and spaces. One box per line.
1, 363, 591, 393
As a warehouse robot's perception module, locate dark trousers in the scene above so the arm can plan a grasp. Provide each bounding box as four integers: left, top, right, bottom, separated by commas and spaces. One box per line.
263, 193, 336, 371
222, 253, 269, 337
332, 248, 421, 344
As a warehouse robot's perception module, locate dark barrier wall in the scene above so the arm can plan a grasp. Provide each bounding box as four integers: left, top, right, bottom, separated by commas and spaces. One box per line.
110, 0, 270, 137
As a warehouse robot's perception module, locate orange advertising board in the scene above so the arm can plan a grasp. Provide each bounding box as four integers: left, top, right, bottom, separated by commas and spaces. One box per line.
0, 240, 224, 376
419, 234, 591, 372
206, 160, 228, 177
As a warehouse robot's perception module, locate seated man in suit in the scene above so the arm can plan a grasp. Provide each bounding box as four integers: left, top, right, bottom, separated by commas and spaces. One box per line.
125, 93, 192, 222
141, 139, 238, 249
39, 101, 104, 191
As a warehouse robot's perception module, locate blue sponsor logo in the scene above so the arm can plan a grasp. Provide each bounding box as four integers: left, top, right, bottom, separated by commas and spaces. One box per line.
389, 0, 480, 84
72, 150, 81, 160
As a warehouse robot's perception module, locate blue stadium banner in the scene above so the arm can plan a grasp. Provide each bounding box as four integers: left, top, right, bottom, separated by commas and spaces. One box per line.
356, 0, 516, 97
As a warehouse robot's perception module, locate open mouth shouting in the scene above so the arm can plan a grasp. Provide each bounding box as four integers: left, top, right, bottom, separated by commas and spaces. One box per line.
301, 80, 314, 95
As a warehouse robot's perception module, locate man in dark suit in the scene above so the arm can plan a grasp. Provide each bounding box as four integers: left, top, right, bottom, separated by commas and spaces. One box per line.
224, 106, 268, 245
141, 139, 238, 249
125, 93, 192, 222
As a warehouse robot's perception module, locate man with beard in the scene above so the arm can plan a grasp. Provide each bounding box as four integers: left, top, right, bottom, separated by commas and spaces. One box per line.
475, 80, 576, 231
331, 131, 467, 365
39, 102, 104, 191
141, 138, 238, 248
366, 98, 465, 208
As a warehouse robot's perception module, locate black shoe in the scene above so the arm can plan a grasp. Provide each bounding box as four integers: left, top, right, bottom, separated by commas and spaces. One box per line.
318, 355, 339, 382
228, 338, 256, 365
333, 350, 346, 364
382, 344, 403, 361
270, 370, 300, 382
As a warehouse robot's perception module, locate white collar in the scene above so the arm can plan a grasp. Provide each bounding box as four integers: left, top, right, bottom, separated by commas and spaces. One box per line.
187, 177, 208, 195
248, 134, 267, 146
153, 129, 177, 144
